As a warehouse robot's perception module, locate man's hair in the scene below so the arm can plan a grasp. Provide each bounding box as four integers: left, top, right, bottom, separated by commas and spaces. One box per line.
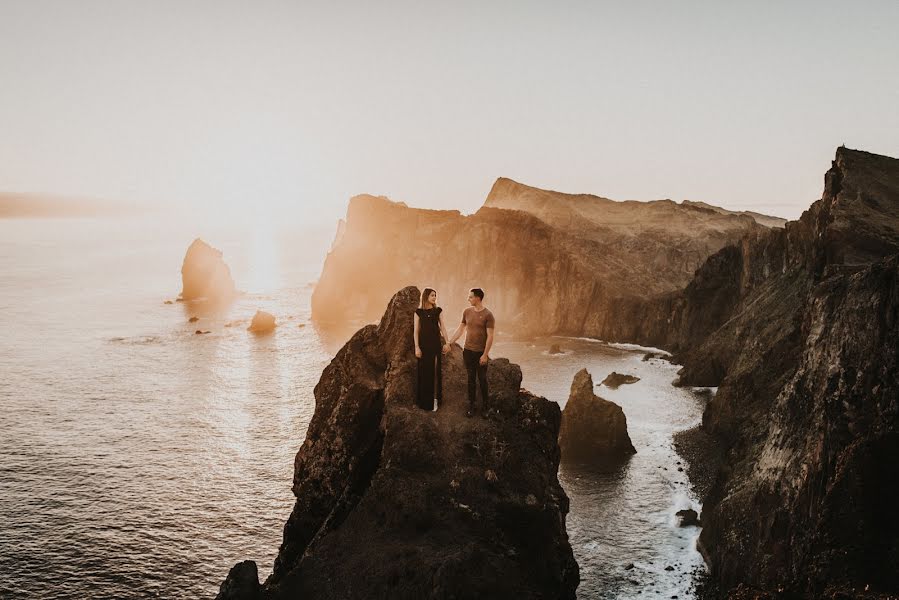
470, 288, 484, 300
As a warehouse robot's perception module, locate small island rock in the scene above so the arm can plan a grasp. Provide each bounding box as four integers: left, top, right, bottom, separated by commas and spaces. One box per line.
601, 372, 641, 388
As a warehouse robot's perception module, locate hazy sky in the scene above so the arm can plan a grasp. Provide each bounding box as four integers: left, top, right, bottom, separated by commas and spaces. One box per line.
1, 0, 897, 223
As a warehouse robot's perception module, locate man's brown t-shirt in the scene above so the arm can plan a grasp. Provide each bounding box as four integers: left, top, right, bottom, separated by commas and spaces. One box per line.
461, 307, 495, 352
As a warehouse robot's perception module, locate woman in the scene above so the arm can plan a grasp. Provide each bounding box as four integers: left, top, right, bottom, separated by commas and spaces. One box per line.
413, 288, 450, 411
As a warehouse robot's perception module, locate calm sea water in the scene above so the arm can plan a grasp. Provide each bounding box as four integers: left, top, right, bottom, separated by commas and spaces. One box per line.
0, 216, 707, 599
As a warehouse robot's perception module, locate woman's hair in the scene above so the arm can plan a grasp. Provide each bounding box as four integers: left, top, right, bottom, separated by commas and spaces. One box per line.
420, 287, 437, 308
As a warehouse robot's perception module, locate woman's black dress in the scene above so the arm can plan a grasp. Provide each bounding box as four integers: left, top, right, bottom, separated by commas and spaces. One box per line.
415, 306, 443, 410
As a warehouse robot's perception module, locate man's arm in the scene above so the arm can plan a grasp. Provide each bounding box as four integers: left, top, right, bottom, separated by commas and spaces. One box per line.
447, 321, 465, 346
480, 328, 494, 364
480, 312, 496, 364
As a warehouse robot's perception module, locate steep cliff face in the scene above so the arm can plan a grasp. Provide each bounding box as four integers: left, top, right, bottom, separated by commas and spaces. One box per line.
699, 255, 899, 594
218, 287, 579, 600
312, 182, 778, 344
667, 147, 899, 596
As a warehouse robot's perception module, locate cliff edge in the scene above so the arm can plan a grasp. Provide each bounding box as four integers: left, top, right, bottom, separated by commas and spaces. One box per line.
217, 286, 579, 600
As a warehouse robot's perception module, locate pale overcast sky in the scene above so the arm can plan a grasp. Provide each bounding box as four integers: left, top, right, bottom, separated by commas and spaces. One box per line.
1, 0, 897, 222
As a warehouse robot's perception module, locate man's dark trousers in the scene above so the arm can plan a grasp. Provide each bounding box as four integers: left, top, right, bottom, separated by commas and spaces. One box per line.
463, 348, 488, 411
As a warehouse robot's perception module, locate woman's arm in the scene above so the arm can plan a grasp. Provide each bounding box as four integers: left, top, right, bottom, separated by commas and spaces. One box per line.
438, 313, 450, 353
413, 313, 422, 358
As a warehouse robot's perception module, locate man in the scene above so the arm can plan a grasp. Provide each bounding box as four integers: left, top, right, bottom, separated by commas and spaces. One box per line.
446, 288, 495, 417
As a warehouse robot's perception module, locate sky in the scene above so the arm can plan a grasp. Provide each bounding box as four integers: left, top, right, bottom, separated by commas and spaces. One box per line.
1, 0, 897, 223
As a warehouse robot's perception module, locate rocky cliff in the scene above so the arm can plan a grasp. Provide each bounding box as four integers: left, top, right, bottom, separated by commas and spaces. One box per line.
311, 181, 779, 343
218, 286, 579, 600
665, 147, 899, 597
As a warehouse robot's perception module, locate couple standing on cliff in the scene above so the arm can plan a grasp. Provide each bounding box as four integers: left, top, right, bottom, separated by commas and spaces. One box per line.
413, 287, 495, 417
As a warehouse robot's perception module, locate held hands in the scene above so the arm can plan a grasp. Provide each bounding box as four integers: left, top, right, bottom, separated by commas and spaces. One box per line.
479, 353, 489, 366
415, 347, 422, 359
442, 343, 450, 355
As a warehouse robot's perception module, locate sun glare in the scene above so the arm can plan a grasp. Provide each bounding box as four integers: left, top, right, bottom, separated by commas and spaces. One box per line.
245, 214, 281, 295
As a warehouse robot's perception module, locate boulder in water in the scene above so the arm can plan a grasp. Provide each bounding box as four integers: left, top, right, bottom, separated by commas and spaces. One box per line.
601, 372, 640, 388
247, 310, 276, 333
559, 369, 636, 461
216, 560, 261, 600
676, 508, 700, 527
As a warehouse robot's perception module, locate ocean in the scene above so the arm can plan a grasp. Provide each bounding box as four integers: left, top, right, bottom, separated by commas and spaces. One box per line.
0, 215, 707, 599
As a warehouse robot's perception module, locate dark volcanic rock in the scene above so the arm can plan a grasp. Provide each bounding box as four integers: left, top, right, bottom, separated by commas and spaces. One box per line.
675, 509, 700, 527
179, 238, 236, 302
558, 369, 636, 461
600, 372, 640, 388
662, 147, 899, 597
247, 310, 276, 333
220, 286, 579, 599
216, 561, 262, 600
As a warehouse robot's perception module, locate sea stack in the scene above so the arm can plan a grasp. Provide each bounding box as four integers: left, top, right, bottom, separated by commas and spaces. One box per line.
217, 286, 579, 600
559, 369, 636, 461
179, 238, 236, 302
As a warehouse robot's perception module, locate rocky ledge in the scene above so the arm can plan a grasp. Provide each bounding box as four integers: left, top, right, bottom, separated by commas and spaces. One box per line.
217, 286, 579, 600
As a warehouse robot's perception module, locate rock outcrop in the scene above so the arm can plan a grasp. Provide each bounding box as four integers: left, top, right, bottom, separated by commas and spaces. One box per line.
218, 287, 579, 600
600, 372, 640, 388
558, 369, 636, 462
179, 238, 236, 303
662, 147, 899, 596
312, 181, 780, 342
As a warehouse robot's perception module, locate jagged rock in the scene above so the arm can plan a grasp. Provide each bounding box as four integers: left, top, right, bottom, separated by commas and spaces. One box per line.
312, 182, 779, 343
642, 352, 656, 361
660, 147, 899, 596
219, 287, 579, 599
549, 344, 563, 354
675, 509, 700, 527
247, 310, 276, 333
558, 369, 636, 461
215, 560, 261, 600
179, 238, 236, 303
600, 372, 640, 388
188, 316, 199, 323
